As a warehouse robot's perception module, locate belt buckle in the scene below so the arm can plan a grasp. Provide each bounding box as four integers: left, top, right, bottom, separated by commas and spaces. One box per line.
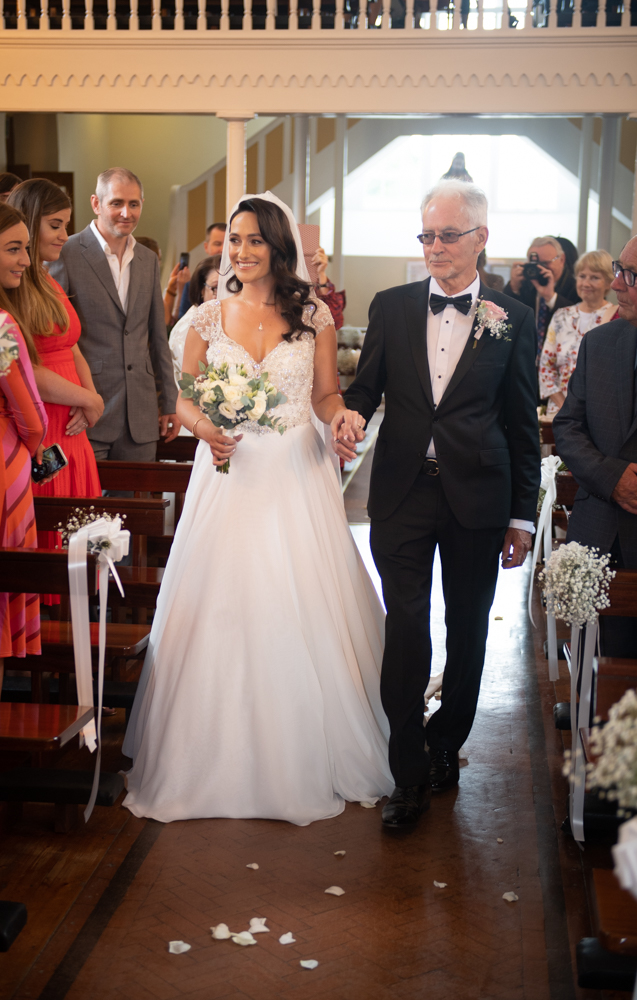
424, 460, 439, 477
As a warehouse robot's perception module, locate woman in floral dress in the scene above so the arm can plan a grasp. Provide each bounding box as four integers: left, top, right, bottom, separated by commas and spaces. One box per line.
539, 250, 617, 416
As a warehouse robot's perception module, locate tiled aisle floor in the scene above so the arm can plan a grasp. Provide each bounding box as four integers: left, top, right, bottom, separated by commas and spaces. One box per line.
0, 449, 623, 1000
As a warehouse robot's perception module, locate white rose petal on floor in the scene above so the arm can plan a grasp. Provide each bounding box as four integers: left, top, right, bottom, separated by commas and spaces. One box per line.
334, 850, 346, 857
502, 892, 519, 902
433, 881, 448, 888
210, 923, 232, 940
231, 931, 257, 946
245, 863, 260, 870
249, 918, 269, 934
324, 886, 345, 896
168, 941, 191, 954
300, 960, 319, 970
497, 838, 504, 844
359, 800, 378, 808
279, 932, 296, 945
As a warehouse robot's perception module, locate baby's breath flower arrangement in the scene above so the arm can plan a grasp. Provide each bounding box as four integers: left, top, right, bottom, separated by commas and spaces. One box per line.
57, 507, 126, 554
538, 541, 615, 628
586, 689, 637, 817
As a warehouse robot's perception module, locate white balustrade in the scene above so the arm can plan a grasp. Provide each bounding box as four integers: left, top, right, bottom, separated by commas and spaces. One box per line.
0, 0, 627, 33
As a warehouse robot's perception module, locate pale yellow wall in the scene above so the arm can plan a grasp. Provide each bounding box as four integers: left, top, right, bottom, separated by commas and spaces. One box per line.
57, 114, 274, 252
342, 256, 426, 327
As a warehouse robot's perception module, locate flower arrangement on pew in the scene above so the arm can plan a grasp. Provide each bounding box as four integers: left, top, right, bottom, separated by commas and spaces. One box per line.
179, 361, 287, 474
0, 324, 19, 375
57, 507, 127, 553
586, 688, 637, 818
538, 541, 614, 629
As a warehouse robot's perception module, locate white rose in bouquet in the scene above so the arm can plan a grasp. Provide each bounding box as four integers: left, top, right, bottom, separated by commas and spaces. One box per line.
218, 401, 236, 420
223, 385, 245, 410
248, 392, 267, 421
228, 369, 249, 387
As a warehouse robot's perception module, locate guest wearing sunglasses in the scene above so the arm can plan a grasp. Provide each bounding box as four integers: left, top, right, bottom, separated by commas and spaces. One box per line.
554, 238, 637, 657
340, 180, 540, 828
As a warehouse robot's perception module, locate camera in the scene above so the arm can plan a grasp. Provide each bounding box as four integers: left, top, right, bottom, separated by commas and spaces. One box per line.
522, 252, 550, 286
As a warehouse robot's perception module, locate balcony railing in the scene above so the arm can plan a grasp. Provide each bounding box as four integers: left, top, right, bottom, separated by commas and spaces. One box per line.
0, 0, 634, 31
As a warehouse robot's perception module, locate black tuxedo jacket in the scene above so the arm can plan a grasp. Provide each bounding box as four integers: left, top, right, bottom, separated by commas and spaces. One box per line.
343, 278, 541, 528
553, 319, 637, 567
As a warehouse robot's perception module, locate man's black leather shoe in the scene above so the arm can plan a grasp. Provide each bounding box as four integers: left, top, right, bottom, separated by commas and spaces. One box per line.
429, 749, 460, 791
381, 784, 431, 828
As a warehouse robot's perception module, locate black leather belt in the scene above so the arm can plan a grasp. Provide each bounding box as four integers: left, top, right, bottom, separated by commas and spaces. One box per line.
423, 459, 439, 476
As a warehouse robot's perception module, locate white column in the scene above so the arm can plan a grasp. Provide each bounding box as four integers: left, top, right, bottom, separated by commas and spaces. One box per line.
577, 114, 594, 255
216, 112, 255, 220
597, 114, 620, 252
292, 115, 308, 224
333, 116, 347, 292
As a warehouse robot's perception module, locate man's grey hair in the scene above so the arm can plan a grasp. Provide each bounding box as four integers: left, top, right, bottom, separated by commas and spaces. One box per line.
528, 235, 563, 257
420, 180, 488, 228
95, 168, 144, 202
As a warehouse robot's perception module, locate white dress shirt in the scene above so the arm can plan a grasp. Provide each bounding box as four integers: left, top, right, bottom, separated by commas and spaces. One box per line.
91, 220, 136, 313
426, 273, 534, 535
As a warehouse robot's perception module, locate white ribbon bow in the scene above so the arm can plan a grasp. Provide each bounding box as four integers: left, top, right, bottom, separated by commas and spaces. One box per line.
528, 455, 563, 681
68, 517, 129, 822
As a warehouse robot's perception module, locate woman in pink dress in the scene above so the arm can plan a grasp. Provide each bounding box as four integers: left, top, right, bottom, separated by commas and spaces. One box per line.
0, 203, 48, 695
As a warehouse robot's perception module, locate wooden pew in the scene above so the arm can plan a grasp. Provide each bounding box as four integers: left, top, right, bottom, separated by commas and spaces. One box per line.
156, 436, 198, 463
576, 871, 637, 991
594, 657, 637, 721
34, 495, 169, 622
0, 548, 126, 830
1, 548, 149, 698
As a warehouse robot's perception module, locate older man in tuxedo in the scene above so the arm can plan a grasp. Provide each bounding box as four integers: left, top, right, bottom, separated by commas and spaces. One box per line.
335, 181, 540, 828
49, 167, 179, 461
554, 236, 637, 656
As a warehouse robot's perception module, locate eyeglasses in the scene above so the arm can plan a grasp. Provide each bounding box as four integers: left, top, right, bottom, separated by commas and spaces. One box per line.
204, 282, 218, 293
612, 261, 637, 288
417, 227, 480, 246
533, 253, 562, 266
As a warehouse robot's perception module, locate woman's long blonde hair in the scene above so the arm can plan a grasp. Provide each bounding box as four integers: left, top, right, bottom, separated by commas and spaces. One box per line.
8, 178, 71, 339
0, 202, 38, 364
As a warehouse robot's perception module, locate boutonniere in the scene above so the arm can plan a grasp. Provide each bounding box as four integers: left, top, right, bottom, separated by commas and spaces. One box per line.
473, 297, 512, 349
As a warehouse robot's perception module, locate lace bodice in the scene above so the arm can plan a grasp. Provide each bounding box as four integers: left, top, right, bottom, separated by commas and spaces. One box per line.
191, 297, 334, 434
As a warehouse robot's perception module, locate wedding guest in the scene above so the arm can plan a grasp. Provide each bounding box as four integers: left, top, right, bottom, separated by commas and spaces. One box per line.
313, 246, 346, 331
9, 180, 103, 522
505, 236, 580, 361
48, 167, 179, 461
553, 237, 637, 657
341, 180, 540, 827
0, 173, 21, 204
0, 203, 48, 695
539, 250, 617, 416
176, 223, 227, 320
168, 255, 220, 386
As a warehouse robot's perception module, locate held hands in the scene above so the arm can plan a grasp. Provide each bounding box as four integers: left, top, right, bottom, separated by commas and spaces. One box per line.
330, 409, 366, 463
66, 406, 88, 436
159, 413, 182, 443
501, 528, 532, 569
65, 392, 104, 435
612, 463, 637, 515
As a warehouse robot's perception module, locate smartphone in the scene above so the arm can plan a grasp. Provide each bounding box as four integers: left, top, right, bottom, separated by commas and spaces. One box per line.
298, 224, 321, 286
31, 443, 69, 483
179, 252, 190, 271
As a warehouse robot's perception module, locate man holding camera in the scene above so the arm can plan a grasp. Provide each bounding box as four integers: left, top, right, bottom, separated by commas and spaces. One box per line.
505, 236, 579, 360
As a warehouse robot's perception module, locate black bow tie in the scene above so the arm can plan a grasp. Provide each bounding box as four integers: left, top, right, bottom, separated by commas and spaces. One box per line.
429, 292, 472, 316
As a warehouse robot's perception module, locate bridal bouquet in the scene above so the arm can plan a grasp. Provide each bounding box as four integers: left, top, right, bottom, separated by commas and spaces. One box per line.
0, 323, 19, 376
179, 361, 287, 474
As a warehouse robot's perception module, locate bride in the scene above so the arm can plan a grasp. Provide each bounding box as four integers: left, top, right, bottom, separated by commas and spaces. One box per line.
122, 193, 393, 825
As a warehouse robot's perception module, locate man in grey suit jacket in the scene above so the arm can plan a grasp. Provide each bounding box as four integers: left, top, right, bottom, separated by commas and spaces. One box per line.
49, 167, 179, 461
554, 235, 637, 653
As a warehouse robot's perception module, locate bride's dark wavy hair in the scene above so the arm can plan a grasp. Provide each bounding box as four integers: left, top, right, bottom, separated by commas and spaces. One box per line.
226, 198, 316, 341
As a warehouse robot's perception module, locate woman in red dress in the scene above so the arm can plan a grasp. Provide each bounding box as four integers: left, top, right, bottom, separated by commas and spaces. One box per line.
9, 180, 103, 600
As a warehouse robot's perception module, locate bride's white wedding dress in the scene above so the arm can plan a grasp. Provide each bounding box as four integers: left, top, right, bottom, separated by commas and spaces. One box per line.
122, 297, 394, 825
